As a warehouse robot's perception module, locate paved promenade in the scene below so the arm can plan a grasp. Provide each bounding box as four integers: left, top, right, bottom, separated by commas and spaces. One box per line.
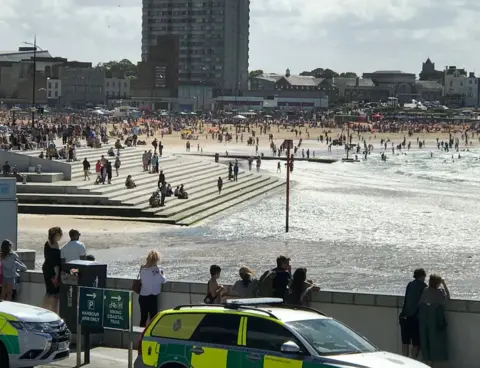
39, 347, 131, 368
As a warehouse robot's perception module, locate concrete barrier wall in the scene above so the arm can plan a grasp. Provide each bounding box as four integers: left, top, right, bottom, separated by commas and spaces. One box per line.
17, 271, 477, 368
0, 151, 72, 180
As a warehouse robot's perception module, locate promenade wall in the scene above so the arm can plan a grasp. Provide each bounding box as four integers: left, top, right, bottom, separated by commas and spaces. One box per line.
17, 271, 478, 368
0, 151, 72, 180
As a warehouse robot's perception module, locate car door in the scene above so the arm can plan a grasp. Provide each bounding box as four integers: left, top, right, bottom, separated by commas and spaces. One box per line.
241, 316, 306, 368
188, 313, 242, 368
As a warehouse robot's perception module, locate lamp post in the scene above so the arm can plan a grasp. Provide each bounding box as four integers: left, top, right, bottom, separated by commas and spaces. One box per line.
283, 139, 294, 232
22, 36, 42, 127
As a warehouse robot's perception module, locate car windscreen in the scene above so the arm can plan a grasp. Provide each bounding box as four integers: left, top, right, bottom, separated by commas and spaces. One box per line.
287, 318, 377, 356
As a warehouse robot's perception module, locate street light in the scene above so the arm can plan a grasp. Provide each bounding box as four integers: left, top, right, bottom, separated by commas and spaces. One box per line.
22, 36, 42, 127
283, 139, 294, 232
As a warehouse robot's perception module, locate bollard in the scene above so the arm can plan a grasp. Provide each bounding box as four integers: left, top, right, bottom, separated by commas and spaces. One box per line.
36, 165, 42, 174
22, 175, 26, 184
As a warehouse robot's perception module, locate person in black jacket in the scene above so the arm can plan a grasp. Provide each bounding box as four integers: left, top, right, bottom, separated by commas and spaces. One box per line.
158, 170, 165, 188
82, 158, 90, 180
106, 161, 113, 184
399, 268, 427, 359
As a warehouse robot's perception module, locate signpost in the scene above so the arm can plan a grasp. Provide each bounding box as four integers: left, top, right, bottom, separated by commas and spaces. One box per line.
283, 139, 294, 233
78, 287, 133, 368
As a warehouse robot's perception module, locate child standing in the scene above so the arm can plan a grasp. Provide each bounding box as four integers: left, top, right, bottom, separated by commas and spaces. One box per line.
0, 240, 27, 301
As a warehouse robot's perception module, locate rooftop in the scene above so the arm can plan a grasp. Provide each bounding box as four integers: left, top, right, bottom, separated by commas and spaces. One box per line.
0, 50, 52, 62
255, 73, 284, 83
332, 77, 375, 87
372, 70, 404, 74
415, 80, 443, 89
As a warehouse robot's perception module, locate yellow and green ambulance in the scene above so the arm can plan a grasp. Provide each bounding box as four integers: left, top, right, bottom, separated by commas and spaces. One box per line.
135, 298, 428, 368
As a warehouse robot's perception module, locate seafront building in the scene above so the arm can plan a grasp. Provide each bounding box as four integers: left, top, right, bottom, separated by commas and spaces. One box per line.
1, 47, 479, 110
141, 0, 250, 94
443, 66, 479, 107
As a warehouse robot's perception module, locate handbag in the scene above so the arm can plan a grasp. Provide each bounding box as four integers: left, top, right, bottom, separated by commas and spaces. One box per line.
132, 269, 142, 294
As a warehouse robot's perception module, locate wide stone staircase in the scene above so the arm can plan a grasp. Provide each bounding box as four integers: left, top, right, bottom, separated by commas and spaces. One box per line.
16, 146, 285, 225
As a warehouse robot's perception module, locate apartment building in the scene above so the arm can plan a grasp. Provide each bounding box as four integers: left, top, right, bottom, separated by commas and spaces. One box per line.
105, 77, 131, 99
59, 65, 105, 108
141, 0, 249, 93
444, 66, 478, 107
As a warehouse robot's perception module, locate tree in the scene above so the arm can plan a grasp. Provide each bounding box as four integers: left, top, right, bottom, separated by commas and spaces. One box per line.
340, 72, 357, 78
98, 59, 139, 77
299, 68, 357, 78
248, 70, 264, 79
323, 69, 339, 79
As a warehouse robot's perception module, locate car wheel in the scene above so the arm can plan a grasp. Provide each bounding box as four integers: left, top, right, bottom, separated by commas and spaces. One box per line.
161, 364, 186, 368
0, 342, 9, 368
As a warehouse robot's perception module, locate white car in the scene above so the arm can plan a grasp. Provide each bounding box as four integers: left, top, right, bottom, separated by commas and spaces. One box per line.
0, 301, 70, 367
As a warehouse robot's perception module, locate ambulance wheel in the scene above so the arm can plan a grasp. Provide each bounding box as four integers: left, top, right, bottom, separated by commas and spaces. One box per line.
0, 342, 9, 368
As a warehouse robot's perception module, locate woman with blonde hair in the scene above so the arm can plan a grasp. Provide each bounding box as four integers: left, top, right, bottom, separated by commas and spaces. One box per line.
231, 266, 258, 298
42, 227, 63, 312
138, 250, 166, 327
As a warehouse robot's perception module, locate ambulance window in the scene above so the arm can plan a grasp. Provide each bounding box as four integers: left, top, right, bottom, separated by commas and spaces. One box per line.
246, 317, 304, 353
191, 314, 241, 346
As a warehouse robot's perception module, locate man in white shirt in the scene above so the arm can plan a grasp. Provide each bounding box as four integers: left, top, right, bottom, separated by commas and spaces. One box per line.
61, 229, 87, 263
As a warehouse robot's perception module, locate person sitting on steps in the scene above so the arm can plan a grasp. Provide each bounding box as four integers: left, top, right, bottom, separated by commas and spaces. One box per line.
125, 175, 136, 189
178, 184, 189, 199
115, 139, 124, 150
107, 147, 115, 157
149, 190, 161, 208
166, 184, 173, 197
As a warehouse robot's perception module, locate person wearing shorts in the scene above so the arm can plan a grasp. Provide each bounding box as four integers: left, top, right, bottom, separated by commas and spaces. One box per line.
400, 268, 427, 358
0, 240, 27, 301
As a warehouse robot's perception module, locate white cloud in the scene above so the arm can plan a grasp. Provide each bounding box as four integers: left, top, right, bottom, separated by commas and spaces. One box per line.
0, 0, 479, 76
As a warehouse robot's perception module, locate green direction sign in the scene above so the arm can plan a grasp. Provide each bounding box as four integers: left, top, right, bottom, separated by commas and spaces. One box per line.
103, 289, 131, 330
78, 287, 104, 327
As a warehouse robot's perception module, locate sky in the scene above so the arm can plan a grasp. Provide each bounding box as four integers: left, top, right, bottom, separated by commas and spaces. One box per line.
1, 0, 480, 76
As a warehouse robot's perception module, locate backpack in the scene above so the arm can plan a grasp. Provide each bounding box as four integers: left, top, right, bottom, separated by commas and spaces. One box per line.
256, 270, 277, 297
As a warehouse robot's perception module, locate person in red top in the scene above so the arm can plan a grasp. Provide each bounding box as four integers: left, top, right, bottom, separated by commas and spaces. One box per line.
95, 160, 101, 184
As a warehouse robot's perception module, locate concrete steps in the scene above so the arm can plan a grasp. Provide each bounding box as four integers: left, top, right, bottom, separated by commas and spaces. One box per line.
16, 183, 92, 195
159, 177, 282, 221
17, 192, 124, 206
16, 147, 286, 225
114, 167, 230, 206
81, 161, 211, 195
128, 171, 255, 210
176, 179, 285, 226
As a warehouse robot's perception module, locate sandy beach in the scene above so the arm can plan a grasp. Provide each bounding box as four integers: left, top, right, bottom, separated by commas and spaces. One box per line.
18, 214, 167, 252
111, 123, 480, 156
